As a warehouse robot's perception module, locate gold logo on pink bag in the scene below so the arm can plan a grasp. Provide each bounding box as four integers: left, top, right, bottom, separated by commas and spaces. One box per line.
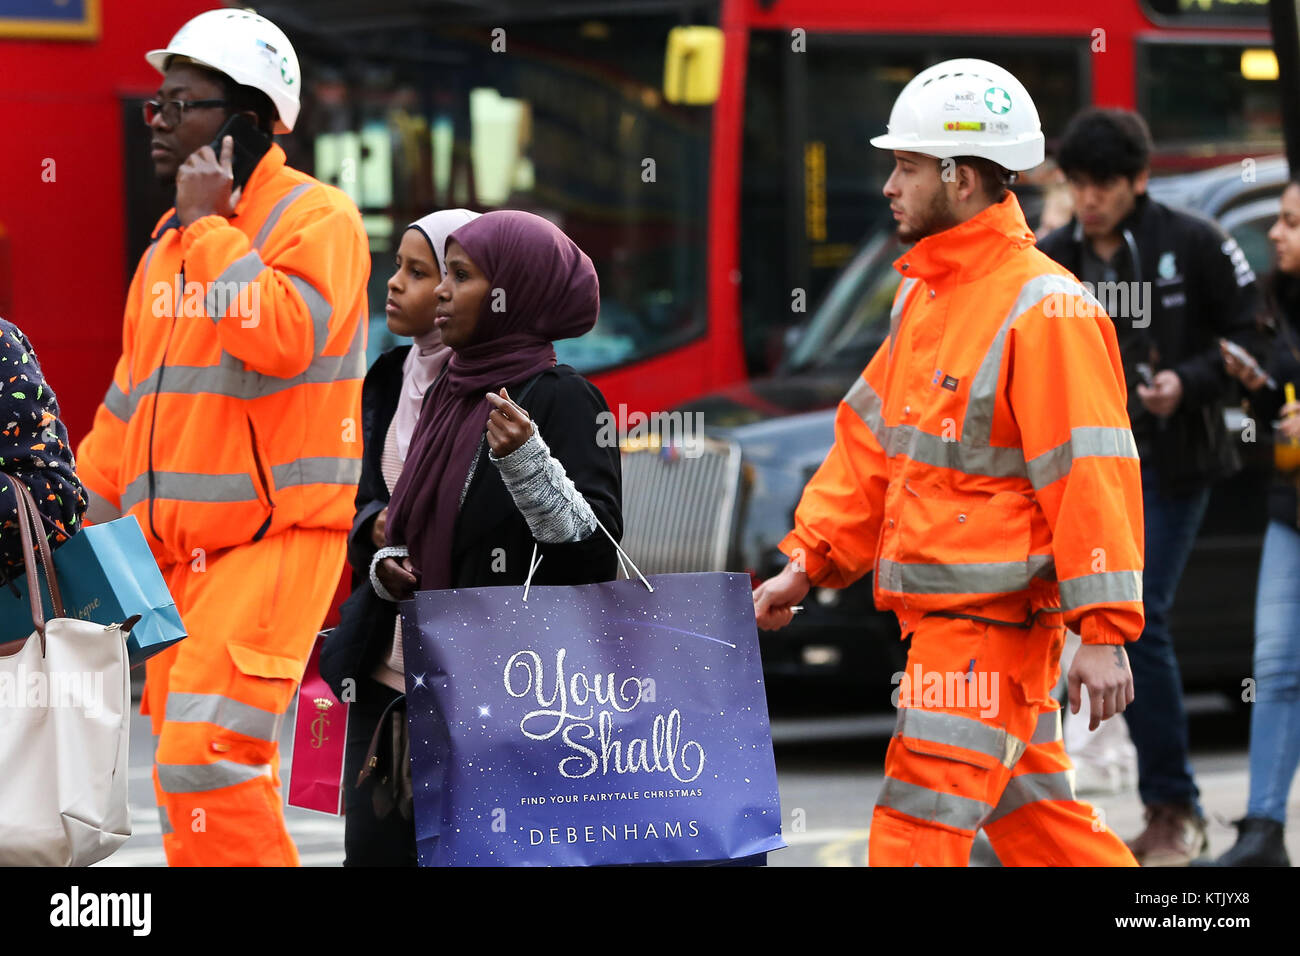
310, 697, 333, 749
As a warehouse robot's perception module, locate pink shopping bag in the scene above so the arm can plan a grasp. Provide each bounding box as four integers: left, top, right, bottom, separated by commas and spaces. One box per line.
288, 634, 350, 815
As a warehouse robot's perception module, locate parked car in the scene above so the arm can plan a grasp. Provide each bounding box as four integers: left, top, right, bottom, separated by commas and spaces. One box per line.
619, 157, 1288, 706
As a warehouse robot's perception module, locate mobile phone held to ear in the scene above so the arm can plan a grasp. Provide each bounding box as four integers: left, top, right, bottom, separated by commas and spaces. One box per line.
210, 113, 272, 191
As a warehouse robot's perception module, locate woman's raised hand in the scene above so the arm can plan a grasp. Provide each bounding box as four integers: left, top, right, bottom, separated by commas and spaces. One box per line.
485, 387, 533, 457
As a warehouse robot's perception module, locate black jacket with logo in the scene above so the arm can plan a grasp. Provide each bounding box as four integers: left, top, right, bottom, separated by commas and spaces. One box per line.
1038, 193, 1263, 495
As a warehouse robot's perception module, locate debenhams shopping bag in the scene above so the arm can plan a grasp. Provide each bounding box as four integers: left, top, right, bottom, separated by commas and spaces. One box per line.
402, 564, 785, 867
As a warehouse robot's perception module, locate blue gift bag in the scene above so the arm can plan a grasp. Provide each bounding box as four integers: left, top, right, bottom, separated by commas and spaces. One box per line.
401, 570, 786, 867
1, 515, 186, 667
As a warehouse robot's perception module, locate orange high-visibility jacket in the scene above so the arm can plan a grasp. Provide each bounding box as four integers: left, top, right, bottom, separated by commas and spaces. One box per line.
78, 144, 369, 567
780, 193, 1144, 645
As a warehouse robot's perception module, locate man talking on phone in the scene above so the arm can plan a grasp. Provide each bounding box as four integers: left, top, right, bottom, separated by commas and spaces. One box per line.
77, 8, 369, 866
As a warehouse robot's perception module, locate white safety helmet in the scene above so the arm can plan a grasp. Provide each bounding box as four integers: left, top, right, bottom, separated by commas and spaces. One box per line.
870, 58, 1044, 172
146, 9, 301, 133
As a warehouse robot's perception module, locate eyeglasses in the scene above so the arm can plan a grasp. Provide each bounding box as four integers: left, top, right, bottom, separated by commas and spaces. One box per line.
142, 98, 228, 127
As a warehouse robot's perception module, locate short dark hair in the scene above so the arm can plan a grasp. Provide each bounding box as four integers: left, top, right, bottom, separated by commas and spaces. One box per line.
952, 155, 1012, 202
168, 57, 278, 134
218, 73, 277, 134
1056, 108, 1152, 182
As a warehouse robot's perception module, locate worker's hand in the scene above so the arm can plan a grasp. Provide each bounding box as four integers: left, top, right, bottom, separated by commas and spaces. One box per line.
1136, 369, 1183, 418
371, 507, 388, 549
1279, 401, 1300, 441
1068, 643, 1135, 732
176, 135, 242, 227
376, 555, 418, 602
1219, 339, 1269, 391
753, 560, 811, 631
485, 387, 532, 457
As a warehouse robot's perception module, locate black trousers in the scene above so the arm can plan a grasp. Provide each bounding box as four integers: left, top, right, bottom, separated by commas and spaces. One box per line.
342, 677, 418, 867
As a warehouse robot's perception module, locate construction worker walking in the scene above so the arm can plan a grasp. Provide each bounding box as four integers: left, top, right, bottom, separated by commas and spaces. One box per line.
753, 59, 1144, 866
77, 9, 370, 865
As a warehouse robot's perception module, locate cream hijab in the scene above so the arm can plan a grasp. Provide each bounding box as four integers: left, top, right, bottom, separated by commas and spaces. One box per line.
393, 208, 481, 459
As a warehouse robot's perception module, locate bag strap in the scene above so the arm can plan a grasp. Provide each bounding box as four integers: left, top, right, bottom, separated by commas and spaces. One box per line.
522, 513, 652, 601
2, 472, 65, 651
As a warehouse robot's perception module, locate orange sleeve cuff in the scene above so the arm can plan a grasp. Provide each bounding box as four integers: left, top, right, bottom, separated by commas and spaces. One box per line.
1080, 614, 1129, 646
778, 531, 832, 586
179, 214, 234, 255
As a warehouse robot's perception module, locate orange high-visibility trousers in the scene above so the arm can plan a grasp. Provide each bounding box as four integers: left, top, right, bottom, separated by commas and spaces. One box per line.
142, 526, 345, 866
868, 607, 1137, 866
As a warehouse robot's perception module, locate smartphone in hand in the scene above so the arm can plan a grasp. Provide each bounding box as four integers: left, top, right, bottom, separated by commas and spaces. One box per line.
210, 113, 272, 191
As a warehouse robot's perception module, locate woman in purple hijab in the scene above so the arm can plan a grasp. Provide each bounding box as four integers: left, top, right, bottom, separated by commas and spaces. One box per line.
364, 210, 623, 864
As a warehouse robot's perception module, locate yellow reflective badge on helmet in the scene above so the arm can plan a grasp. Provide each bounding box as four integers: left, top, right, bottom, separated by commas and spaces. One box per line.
945, 121, 985, 131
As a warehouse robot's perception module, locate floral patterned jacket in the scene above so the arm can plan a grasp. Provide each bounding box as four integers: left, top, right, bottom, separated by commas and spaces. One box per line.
0, 317, 87, 584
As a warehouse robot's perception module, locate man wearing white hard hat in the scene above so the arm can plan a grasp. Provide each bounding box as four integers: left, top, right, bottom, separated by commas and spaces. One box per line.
755, 60, 1144, 865
78, 9, 370, 866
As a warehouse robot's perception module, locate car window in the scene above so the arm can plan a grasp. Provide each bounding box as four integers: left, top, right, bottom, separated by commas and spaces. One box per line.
783, 232, 902, 373
1221, 199, 1281, 278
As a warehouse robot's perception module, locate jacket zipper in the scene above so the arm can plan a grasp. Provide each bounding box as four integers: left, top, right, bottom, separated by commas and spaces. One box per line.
247, 414, 275, 541
145, 265, 182, 544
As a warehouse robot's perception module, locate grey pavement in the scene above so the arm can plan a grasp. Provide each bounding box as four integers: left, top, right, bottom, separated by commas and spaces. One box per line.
95, 690, 1300, 867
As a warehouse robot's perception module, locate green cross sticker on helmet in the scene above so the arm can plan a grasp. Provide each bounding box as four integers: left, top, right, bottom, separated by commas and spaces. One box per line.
984, 87, 1012, 114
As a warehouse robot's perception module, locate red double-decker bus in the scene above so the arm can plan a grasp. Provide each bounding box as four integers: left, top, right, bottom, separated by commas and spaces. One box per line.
0, 0, 1280, 442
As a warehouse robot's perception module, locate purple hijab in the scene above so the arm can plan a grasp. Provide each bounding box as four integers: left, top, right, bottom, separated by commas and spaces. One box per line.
385, 210, 599, 590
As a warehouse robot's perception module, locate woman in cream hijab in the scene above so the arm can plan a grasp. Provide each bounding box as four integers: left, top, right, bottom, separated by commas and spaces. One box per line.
323, 208, 478, 866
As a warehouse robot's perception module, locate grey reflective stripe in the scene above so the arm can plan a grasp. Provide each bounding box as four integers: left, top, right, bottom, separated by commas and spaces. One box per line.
205, 251, 266, 320
877, 554, 1055, 596
963, 274, 1103, 445
114, 320, 366, 418
271, 456, 362, 490
843, 376, 1028, 477
165, 692, 281, 742
103, 382, 130, 423
287, 274, 333, 353
121, 470, 259, 511
896, 707, 1024, 768
1058, 570, 1142, 611
876, 776, 991, 831
253, 183, 313, 251
156, 760, 272, 795
890, 427, 1025, 477
985, 770, 1075, 824
1031, 708, 1062, 745
158, 806, 173, 835
889, 277, 919, 354
1026, 426, 1139, 489
843, 376, 887, 445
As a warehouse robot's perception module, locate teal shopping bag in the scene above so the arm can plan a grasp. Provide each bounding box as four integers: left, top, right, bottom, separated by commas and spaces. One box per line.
1, 515, 186, 666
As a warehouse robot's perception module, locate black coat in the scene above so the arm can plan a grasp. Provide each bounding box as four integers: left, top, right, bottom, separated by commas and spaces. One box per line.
320, 352, 623, 698
1245, 279, 1300, 528
1038, 194, 1263, 494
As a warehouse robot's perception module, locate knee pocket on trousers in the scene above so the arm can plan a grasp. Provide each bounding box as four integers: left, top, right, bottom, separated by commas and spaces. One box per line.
883, 733, 1003, 831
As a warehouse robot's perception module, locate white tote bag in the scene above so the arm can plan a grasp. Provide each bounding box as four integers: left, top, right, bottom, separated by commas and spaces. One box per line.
0, 476, 131, 866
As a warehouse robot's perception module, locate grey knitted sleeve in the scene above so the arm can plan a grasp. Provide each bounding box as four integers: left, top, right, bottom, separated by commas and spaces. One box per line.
488, 421, 598, 544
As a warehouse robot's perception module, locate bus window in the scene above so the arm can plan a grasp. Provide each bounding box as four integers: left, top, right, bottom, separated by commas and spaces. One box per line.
287, 15, 712, 377
1139, 41, 1281, 154
741, 34, 1085, 378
